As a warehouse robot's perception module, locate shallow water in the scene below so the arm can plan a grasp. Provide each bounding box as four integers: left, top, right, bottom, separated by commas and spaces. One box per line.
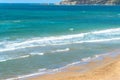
0, 4, 120, 79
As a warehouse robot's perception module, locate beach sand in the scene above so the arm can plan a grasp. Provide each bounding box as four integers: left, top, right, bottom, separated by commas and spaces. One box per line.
30, 55, 120, 80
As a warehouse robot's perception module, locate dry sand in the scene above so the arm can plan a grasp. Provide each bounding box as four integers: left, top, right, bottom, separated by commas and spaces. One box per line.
30, 55, 120, 80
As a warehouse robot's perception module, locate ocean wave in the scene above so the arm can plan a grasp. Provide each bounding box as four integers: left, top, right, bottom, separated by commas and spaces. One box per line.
0, 55, 30, 63
0, 28, 120, 52
51, 48, 70, 53
0, 48, 70, 63
5, 68, 47, 80
29, 52, 44, 56
6, 50, 120, 80
0, 52, 45, 63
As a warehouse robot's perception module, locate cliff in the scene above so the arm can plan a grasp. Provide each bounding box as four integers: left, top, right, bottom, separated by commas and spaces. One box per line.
60, 0, 120, 5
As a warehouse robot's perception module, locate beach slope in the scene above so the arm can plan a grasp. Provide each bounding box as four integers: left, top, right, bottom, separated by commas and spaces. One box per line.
30, 56, 120, 80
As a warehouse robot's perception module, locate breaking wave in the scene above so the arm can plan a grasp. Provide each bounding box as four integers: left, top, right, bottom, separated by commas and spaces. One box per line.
0, 55, 30, 62
51, 48, 70, 53
6, 50, 120, 80
0, 28, 120, 52
0, 52, 45, 63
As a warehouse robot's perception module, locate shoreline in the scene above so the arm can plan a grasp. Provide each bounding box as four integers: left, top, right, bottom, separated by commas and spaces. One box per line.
5, 50, 120, 80
29, 52, 120, 80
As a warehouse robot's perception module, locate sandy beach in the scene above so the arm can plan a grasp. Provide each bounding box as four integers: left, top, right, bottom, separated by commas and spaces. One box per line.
30, 55, 120, 80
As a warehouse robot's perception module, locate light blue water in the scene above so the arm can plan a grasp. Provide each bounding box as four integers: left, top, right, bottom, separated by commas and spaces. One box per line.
0, 4, 120, 79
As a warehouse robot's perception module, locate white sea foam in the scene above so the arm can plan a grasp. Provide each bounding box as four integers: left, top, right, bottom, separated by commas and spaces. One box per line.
51, 48, 70, 53
81, 57, 91, 62
6, 51, 120, 80
0, 28, 120, 52
38, 68, 47, 72
0, 52, 45, 63
0, 55, 30, 63
81, 55, 101, 62
6, 67, 66, 80
75, 37, 120, 43
30, 52, 44, 56
93, 28, 120, 34
6, 72, 46, 80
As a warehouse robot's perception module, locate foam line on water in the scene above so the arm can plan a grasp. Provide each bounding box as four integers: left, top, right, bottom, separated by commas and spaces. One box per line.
6, 50, 120, 80
29, 52, 44, 56
0, 52, 45, 63
0, 55, 30, 62
0, 28, 120, 52
0, 55, 30, 63
51, 48, 70, 53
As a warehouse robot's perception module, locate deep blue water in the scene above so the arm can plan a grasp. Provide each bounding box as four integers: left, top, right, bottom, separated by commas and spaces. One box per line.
0, 4, 120, 79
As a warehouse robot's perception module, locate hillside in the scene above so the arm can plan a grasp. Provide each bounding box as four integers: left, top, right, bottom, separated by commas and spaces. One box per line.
60, 0, 120, 5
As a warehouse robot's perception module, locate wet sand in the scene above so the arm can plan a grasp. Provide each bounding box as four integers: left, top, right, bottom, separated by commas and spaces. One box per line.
30, 55, 120, 80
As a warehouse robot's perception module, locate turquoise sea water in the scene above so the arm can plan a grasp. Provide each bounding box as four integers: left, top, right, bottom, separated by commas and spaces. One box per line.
0, 4, 120, 79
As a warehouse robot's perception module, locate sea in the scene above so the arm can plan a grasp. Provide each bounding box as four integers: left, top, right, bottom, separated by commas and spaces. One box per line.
0, 4, 120, 79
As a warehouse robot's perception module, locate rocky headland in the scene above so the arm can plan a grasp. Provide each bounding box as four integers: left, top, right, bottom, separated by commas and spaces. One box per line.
60, 0, 120, 5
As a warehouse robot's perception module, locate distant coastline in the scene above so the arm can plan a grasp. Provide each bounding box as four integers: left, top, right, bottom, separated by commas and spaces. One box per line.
59, 0, 120, 5
0, 2, 119, 6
